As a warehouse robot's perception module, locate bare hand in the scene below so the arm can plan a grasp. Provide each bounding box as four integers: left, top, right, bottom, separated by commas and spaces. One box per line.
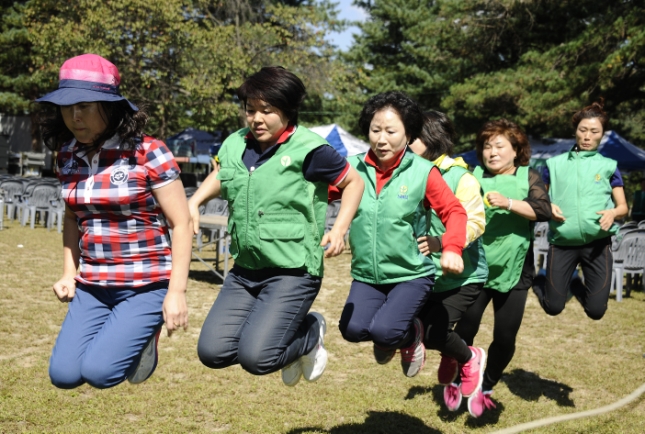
163, 290, 188, 337
417, 236, 441, 256
596, 209, 616, 231
440, 251, 464, 275
53, 277, 76, 302
551, 203, 565, 222
321, 229, 346, 258
486, 192, 509, 209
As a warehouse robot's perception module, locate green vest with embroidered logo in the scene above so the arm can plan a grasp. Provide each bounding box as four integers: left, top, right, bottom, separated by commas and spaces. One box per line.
474, 166, 531, 292
429, 165, 488, 292
546, 150, 618, 246
216, 126, 329, 276
348, 151, 435, 284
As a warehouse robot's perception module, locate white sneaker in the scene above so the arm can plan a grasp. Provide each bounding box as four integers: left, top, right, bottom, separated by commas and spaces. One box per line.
301, 312, 328, 382
281, 359, 303, 387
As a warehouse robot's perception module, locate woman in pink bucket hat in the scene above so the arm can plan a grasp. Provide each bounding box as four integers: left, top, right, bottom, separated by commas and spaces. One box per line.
37, 54, 193, 389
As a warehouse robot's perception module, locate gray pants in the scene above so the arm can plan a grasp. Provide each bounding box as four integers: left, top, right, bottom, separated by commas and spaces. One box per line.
197, 266, 322, 375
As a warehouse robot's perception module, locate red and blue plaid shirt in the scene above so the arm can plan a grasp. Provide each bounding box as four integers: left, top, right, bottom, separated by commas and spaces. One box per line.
57, 135, 180, 287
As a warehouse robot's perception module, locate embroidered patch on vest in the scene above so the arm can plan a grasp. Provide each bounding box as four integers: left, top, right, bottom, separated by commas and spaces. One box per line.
398, 185, 409, 199
281, 156, 291, 167
594, 174, 602, 182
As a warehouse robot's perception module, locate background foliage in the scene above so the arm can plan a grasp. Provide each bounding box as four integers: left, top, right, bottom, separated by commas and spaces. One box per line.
346, 0, 645, 151
1, 0, 645, 155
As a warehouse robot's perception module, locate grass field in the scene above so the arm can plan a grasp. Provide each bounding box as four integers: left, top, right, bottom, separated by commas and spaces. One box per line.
1, 222, 645, 433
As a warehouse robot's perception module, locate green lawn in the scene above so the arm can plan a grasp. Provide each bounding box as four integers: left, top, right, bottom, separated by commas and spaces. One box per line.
1, 222, 645, 433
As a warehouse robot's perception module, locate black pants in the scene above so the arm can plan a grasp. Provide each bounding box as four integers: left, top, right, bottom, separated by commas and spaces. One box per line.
454, 286, 528, 391
197, 266, 321, 375
534, 237, 612, 320
419, 283, 483, 364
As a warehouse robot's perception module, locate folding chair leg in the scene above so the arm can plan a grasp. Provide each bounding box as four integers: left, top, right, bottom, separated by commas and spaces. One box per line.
616, 268, 624, 302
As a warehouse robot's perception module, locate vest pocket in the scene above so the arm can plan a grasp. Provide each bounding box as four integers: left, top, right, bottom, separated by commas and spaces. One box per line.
258, 212, 307, 268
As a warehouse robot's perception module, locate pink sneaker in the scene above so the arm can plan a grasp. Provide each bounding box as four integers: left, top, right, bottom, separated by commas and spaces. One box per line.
437, 354, 459, 385
468, 388, 496, 418
400, 317, 426, 377
459, 346, 486, 397
443, 383, 462, 411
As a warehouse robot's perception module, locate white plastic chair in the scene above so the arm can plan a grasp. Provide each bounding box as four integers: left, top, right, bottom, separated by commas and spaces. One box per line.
611, 229, 645, 301
533, 221, 549, 271
0, 179, 25, 221
20, 184, 59, 229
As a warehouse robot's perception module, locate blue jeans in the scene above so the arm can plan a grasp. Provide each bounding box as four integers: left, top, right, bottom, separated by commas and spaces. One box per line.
49, 282, 167, 389
197, 266, 322, 375
338, 276, 434, 349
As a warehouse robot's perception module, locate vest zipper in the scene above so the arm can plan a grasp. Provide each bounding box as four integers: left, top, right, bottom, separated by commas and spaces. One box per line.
575, 154, 584, 243
245, 171, 252, 249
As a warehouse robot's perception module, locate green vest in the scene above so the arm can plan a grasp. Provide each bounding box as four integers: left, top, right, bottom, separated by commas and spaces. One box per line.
474, 166, 531, 292
546, 150, 619, 246
216, 126, 329, 276
348, 151, 435, 284
429, 164, 488, 292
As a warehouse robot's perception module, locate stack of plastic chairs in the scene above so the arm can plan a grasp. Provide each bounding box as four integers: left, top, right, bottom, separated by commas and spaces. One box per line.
20, 183, 60, 229
611, 228, 645, 301
0, 178, 25, 221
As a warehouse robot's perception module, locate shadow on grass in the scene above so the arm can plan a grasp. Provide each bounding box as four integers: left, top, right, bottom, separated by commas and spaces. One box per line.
188, 268, 224, 285
502, 369, 574, 406
286, 410, 442, 434
405, 384, 505, 425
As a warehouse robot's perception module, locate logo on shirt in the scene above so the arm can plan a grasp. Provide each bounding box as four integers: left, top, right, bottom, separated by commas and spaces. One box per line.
110, 166, 129, 185
281, 156, 291, 167
594, 174, 602, 182
61, 159, 78, 175
398, 185, 409, 200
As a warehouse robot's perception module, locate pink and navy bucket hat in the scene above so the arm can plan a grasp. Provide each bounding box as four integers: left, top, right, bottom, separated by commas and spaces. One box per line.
36, 53, 138, 111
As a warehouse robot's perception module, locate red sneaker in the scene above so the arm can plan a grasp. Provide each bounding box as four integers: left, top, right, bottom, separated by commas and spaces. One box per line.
459, 346, 486, 397
400, 317, 426, 377
437, 354, 459, 385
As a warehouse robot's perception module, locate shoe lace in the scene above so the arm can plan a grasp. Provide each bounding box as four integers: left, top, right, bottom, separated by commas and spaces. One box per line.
446, 384, 460, 401
482, 393, 496, 410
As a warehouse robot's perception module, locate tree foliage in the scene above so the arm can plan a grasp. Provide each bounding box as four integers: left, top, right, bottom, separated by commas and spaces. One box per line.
347, 0, 645, 149
0, 0, 347, 139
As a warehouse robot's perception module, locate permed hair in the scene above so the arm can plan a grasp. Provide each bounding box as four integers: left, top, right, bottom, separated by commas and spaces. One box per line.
416, 110, 457, 161
237, 66, 307, 124
475, 118, 531, 167
572, 100, 609, 131
40, 99, 149, 153
358, 91, 423, 143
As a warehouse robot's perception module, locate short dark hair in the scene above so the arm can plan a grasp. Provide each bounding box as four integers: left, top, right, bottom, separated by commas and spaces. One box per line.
475, 118, 531, 167
358, 91, 423, 143
39, 99, 148, 152
416, 110, 457, 161
237, 66, 306, 124
572, 100, 608, 131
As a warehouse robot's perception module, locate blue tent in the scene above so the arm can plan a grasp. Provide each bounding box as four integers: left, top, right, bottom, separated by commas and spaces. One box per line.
166, 128, 224, 157
457, 131, 645, 172
309, 124, 370, 157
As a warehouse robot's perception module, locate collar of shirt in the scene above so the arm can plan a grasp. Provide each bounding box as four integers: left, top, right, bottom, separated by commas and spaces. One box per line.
364, 146, 408, 195
364, 146, 407, 175
244, 124, 297, 147
68, 134, 121, 153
